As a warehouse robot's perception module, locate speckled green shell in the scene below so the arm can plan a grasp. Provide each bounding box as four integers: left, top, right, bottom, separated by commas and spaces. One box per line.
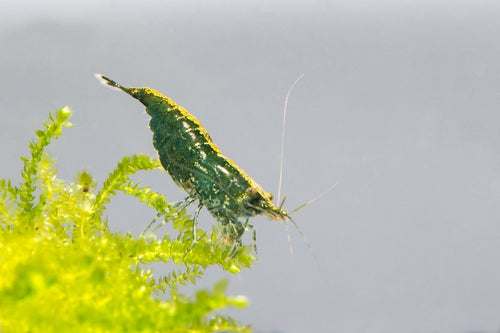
97, 75, 288, 239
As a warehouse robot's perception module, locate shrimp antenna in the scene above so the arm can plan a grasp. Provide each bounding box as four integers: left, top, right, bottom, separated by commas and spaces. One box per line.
290, 182, 338, 214
278, 195, 287, 210
284, 220, 294, 263
277, 73, 305, 206
286, 215, 316, 261
282, 182, 337, 261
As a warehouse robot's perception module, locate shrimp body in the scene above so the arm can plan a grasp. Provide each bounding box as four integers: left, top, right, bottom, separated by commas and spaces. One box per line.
97, 75, 288, 240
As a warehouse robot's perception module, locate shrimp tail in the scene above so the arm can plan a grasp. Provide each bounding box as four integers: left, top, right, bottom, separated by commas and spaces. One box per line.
95, 73, 130, 94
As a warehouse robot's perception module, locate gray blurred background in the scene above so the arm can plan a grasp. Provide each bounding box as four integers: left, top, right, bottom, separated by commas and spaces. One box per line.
2, 1, 500, 332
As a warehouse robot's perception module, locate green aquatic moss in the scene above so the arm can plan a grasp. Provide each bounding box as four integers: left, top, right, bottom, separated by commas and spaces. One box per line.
0, 107, 253, 332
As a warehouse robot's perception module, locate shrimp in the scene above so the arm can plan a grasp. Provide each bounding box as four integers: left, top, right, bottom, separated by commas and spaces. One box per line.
96, 74, 298, 247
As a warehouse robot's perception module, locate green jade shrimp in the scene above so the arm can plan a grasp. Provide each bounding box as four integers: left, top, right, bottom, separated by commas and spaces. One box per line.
96, 75, 302, 250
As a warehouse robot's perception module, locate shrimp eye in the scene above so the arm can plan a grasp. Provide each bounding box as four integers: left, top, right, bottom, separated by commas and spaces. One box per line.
245, 187, 259, 197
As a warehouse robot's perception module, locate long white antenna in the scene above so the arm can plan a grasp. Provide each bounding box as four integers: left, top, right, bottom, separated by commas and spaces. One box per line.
277, 73, 304, 205
290, 182, 338, 214
285, 220, 294, 263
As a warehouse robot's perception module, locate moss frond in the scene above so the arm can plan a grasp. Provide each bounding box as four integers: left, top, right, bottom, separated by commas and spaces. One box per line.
0, 108, 254, 332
